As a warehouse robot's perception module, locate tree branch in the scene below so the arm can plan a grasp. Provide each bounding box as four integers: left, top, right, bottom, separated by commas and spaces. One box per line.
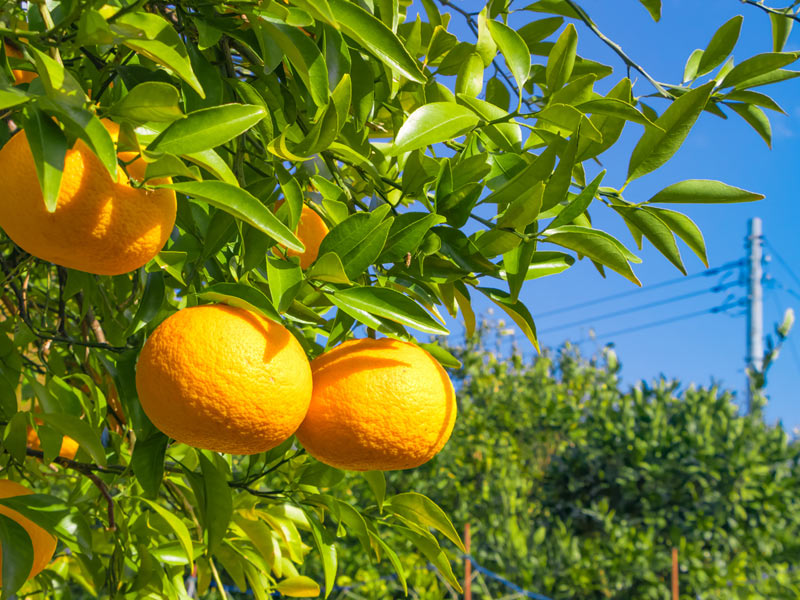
740, 0, 800, 22
84, 471, 116, 531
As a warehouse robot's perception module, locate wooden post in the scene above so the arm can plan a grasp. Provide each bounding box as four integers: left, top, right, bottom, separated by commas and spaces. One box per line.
671, 547, 679, 600
464, 523, 472, 600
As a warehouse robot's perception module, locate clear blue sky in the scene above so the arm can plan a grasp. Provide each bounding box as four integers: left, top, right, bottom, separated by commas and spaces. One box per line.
415, 1, 800, 428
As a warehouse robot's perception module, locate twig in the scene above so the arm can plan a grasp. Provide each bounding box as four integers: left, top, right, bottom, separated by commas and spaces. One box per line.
209, 558, 229, 600
84, 471, 116, 531
740, 0, 800, 22
562, 0, 673, 98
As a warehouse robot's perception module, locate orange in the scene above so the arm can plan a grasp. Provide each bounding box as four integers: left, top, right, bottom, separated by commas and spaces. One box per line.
0, 120, 176, 275
135, 304, 313, 455
5, 42, 36, 85
276, 203, 328, 269
296, 338, 457, 471
0, 480, 57, 584
26, 427, 79, 461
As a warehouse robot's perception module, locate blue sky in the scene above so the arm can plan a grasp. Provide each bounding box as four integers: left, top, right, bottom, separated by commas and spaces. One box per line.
418, 1, 800, 427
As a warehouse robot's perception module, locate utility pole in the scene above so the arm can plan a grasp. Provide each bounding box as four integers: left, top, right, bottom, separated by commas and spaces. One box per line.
746, 217, 763, 413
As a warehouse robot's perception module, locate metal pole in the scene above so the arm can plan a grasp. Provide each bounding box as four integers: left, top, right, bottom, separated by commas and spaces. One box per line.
746, 217, 764, 413
464, 523, 472, 600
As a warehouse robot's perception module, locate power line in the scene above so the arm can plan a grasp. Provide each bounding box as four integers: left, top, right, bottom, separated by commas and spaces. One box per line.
536, 260, 744, 319
764, 238, 800, 289
574, 299, 745, 344
539, 282, 739, 334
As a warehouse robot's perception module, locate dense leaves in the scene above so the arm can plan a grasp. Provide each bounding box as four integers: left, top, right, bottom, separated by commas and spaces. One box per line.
0, 0, 795, 597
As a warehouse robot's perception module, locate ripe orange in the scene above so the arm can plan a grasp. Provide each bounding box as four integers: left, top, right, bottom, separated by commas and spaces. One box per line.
0, 120, 176, 275
26, 427, 79, 461
278, 204, 329, 269
296, 338, 457, 471
5, 42, 36, 85
135, 304, 313, 455
0, 480, 57, 584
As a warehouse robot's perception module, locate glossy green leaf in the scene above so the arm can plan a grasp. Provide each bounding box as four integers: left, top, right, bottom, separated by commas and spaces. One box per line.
387, 492, 465, 551
130, 432, 168, 498
163, 181, 303, 251
51, 105, 118, 180
0, 513, 33, 597
267, 257, 303, 313
727, 102, 772, 147
638, 0, 661, 21
184, 149, 237, 185
771, 10, 794, 52
363, 471, 386, 511
455, 52, 484, 98
613, 206, 685, 274
37, 413, 106, 466
0, 86, 30, 110
697, 16, 742, 77
396, 525, 462, 592
111, 12, 204, 96
328, 287, 448, 335
477, 287, 540, 350
504, 239, 537, 302
305, 512, 337, 598
541, 135, 578, 211
327, 0, 425, 82
627, 82, 714, 182
307, 252, 352, 284
547, 170, 605, 230
646, 179, 764, 204
483, 146, 556, 205
197, 282, 281, 322
147, 104, 266, 155
683, 49, 704, 82
537, 104, 603, 142
380, 213, 446, 263
27, 46, 87, 107
544, 226, 641, 285
391, 103, 479, 154
109, 82, 183, 122
720, 52, 800, 89
522, 251, 576, 279
488, 20, 530, 100
576, 98, 658, 127
21, 108, 66, 213
140, 498, 194, 567
645, 207, 708, 266
276, 576, 321, 598
317, 210, 393, 280
199, 453, 232, 555
546, 23, 577, 92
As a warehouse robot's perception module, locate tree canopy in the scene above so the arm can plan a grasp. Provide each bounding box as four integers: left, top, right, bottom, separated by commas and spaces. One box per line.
0, 0, 798, 598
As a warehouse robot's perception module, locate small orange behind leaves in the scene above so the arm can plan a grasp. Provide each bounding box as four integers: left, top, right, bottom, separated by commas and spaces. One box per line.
296, 338, 457, 471
26, 426, 79, 461
275, 203, 329, 269
5, 42, 36, 85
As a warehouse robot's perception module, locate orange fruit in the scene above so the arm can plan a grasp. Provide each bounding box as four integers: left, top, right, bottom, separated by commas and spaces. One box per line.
5, 42, 36, 85
26, 427, 79, 461
296, 338, 457, 471
135, 304, 313, 455
0, 119, 176, 275
276, 203, 328, 269
0, 480, 57, 584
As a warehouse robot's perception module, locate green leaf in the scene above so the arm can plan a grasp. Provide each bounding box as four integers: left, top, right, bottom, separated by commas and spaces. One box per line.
363, 471, 386, 511
537, 104, 603, 142
727, 102, 772, 147
391, 103, 479, 154
395, 526, 462, 592
546, 23, 577, 92
497, 181, 543, 230
483, 146, 556, 205
525, 1, 581, 20
728, 68, 800, 89
266, 257, 303, 313
184, 149, 237, 185
199, 453, 232, 556
720, 52, 800, 89
455, 52, 484, 98
140, 498, 194, 568
723, 90, 785, 113
488, 20, 530, 101
197, 282, 281, 322
627, 81, 714, 182
520, 251, 575, 279
544, 226, 641, 285
613, 206, 685, 274
0, 494, 69, 534
683, 49, 704, 82
369, 532, 407, 594
50, 105, 118, 180
771, 10, 794, 52
387, 492, 465, 551
144, 154, 201, 182
130, 432, 168, 498
307, 252, 352, 284
477, 287, 540, 350
0, 513, 33, 598
638, 0, 661, 21
317, 210, 393, 280
696, 16, 742, 77
380, 213, 446, 263
504, 239, 537, 302
162, 181, 303, 251
111, 11, 204, 97
0, 86, 30, 110
645, 207, 708, 267
276, 576, 321, 598
147, 104, 266, 155
646, 179, 764, 204
36, 413, 106, 466
458, 95, 522, 151
541, 135, 578, 211
27, 46, 87, 107
547, 170, 605, 230
327, 0, 425, 82
304, 513, 337, 599
518, 17, 564, 50
109, 82, 183, 122
576, 98, 658, 127
327, 287, 448, 335
20, 108, 66, 213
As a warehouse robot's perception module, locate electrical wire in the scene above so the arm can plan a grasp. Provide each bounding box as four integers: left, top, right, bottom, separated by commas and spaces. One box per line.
573, 299, 745, 344
765, 238, 800, 289
535, 260, 744, 319
539, 282, 739, 334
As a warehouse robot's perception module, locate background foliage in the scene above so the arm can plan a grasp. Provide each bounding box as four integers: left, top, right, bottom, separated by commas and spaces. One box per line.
0, 0, 798, 598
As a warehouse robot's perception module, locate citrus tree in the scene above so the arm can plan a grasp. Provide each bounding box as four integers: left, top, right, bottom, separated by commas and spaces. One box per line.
0, 0, 796, 598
